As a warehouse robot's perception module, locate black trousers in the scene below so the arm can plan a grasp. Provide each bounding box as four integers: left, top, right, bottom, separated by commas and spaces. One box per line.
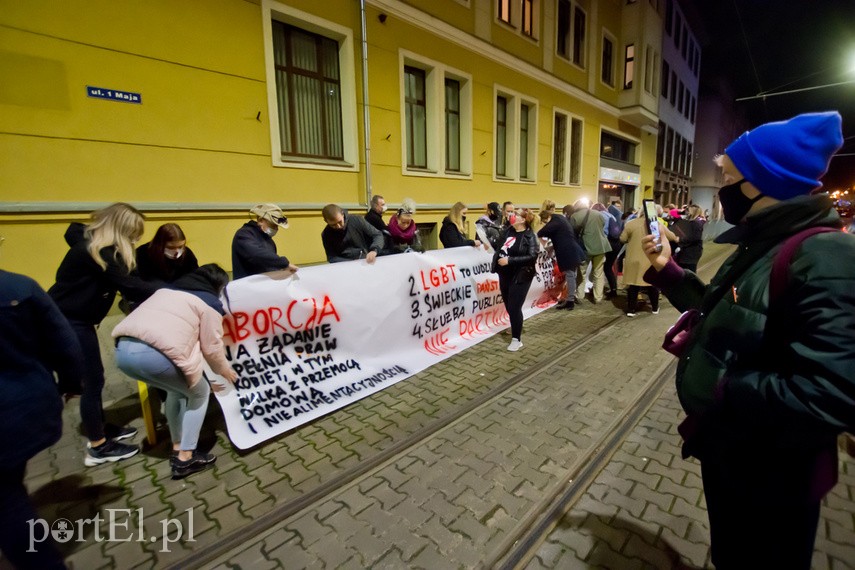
626, 285, 659, 313
499, 274, 534, 340
0, 464, 66, 569
71, 321, 106, 442
700, 451, 823, 570
604, 239, 621, 293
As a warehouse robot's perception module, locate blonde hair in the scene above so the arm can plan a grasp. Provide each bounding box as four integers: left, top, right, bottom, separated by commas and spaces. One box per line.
541, 199, 556, 213
448, 201, 468, 234
687, 204, 703, 220
399, 197, 417, 215
86, 203, 145, 272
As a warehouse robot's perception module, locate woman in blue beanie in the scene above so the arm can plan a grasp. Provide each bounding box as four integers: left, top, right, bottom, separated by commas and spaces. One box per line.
641, 112, 855, 569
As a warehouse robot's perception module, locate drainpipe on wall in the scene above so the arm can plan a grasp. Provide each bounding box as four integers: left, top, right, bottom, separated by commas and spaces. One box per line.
359, 0, 373, 206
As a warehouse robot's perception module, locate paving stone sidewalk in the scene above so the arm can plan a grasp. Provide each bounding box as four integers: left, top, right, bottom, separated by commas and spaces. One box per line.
526, 385, 855, 570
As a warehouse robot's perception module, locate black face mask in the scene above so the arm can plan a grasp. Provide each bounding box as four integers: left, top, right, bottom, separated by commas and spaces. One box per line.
718, 179, 763, 225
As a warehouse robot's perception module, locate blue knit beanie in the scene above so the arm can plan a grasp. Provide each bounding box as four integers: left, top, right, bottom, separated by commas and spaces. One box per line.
724, 111, 843, 201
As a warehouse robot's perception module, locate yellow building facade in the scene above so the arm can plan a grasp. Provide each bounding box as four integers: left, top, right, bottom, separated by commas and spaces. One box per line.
0, 0, 661, 286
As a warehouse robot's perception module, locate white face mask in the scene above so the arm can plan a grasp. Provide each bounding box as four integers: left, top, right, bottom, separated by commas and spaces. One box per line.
381, 205, 388, 213
264, 226, 278, 237
164, 247, 184, 260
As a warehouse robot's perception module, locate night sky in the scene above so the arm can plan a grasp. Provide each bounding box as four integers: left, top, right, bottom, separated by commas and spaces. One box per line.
694, 0, 855, 190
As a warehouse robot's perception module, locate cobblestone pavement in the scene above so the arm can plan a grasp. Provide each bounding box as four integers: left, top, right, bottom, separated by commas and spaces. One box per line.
8, 243, 854, 569
525, 385, 855, 570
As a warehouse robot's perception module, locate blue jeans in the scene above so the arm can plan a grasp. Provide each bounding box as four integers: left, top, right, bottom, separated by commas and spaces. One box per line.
115, 338, 210, 450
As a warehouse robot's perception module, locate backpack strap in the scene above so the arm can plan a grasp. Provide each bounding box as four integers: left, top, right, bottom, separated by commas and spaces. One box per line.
769, 226, 839, 304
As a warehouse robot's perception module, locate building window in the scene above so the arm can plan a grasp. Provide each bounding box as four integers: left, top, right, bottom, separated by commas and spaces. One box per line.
665, 0, 673, 37
690, 95, 696, 124
519, 103, 530, 178
644, 45, 654, 93
600, 131, 635, 164
664, 127, 673, 171
661, 60, 670, 97
553, 110, 582, 185
498, 0, 512, 24
623, 44, 635, 89
686, 143, 695, 178
495, 87, 538, 182
601, 35, 614, 86
557, 0, 570, 58
669, 70, 677, 105
496, 95, 508, 177
445, 78, 461, 173
404, 66, 427, 169
399, 51, 473, 177
522, 0, 534, 36
272, 21, 344, 161
573, 6, 586, 67
655, 121, 665, 168
553, 113, 566, 183
677, 80, 684, 114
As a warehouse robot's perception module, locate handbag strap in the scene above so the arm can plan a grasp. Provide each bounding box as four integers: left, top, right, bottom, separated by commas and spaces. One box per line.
769, 226, 838, 304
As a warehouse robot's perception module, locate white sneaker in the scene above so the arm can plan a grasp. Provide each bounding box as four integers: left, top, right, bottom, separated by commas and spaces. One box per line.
626, 312, 637, 318
507, 338, 523, 352
652, 309, 660, 315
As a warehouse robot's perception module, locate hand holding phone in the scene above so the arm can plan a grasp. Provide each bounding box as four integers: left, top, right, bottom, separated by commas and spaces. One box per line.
642, 199, 663, 252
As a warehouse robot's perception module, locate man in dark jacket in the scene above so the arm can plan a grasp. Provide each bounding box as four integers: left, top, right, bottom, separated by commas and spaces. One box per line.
231, 203, 297, 279
321, 204, 384, 263
1, 268, 83, 568
364, 195, 388, 233
642, 112, 855, 569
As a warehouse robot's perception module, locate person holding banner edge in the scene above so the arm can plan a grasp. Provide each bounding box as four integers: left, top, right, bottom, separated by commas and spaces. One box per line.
113, 264, 238, 479
231, 203, 297, 279
492, 208, 539, 352
321, 204, 385, 263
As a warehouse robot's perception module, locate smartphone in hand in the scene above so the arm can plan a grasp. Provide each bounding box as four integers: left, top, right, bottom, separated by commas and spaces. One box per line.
642, 199, 663, 252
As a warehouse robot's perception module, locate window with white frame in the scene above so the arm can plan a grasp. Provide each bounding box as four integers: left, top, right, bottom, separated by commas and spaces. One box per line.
498, 0, 540, 40
644, 45, 654, 93
521, 0, 535, 36
623, 44, 635, 89
601, 33, 615, 87
404, 66, 427, 169
399, 51, 472, 177
495, 87, 538, 182
264, 1, 358, 169
445, 78, 461, 172
572, 5, 586, 67
557, 1, 586, 68
552, 109, 582, 185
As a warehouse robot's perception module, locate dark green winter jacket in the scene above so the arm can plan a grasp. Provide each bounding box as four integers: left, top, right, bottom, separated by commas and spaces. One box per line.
647, 195, 855, 453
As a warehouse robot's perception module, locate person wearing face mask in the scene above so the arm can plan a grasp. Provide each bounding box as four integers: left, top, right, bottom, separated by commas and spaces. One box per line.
641, 112, 855, 569
231, 203, 298, 279
440, 201, 482, 249
49, 203, 162, 466
364, 195, 389, 233
136, 223, 199, 283
475, 202, 504, 251
492, 208, 539, 351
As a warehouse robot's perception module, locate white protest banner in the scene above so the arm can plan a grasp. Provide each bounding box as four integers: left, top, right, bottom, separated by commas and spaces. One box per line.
211, 246, 563, 449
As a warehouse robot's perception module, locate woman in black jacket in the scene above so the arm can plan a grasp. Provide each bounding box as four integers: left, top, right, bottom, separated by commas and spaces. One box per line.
538, 208, 585, 310
439, 202, 482, 249
492, 208, 539, 351
671, 205, 705, 272
136, 223, 199, 282
48, 203, 162, 467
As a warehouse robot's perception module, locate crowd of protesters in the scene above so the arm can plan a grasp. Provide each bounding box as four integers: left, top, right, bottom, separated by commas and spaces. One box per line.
2, 192, 705, 567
